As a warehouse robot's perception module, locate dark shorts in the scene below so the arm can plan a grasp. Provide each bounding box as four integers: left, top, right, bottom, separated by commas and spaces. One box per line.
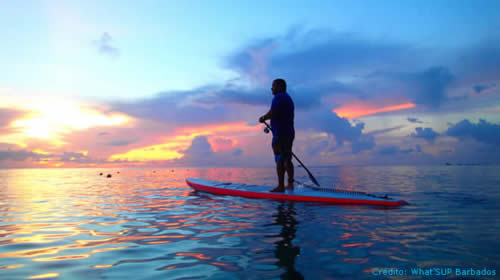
272, 134, 294, 163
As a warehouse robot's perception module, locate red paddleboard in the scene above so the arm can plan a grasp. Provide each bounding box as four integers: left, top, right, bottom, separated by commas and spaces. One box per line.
186, 178, 407, 206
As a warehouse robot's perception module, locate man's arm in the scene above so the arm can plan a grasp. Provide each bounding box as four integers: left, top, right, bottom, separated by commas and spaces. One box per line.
259, 109, 273, 123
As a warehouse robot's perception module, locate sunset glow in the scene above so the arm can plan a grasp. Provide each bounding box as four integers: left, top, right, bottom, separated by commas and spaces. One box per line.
109, 142, 185, 162
333, 102, 416, 119
109, 122, 258, 162
0, 1, 498, 169
176, 122, 260, 137
10, 103, 131, 140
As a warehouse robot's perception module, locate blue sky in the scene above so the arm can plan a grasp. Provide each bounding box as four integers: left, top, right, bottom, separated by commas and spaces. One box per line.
2, 0, 499, 99
0, 0, 499, 167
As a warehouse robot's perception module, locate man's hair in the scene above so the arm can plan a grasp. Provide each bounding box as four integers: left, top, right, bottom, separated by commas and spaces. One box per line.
273, 78, 287, 92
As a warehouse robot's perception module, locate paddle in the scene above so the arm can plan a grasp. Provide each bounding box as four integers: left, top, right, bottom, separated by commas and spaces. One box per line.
262, 121, 321, 187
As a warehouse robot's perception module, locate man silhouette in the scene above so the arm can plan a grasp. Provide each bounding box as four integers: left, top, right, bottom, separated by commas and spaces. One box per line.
259, 79, 295, 192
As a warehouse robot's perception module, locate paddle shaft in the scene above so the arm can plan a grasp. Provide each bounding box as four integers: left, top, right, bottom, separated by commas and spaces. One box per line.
262, 121, 320, 187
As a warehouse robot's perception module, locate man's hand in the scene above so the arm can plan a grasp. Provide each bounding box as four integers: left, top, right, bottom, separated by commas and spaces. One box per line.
259, 109, 273, 123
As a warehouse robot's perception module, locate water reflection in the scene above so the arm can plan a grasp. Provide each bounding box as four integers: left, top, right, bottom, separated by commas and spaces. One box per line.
0, 167, 498, 279
272, 202, 303, 280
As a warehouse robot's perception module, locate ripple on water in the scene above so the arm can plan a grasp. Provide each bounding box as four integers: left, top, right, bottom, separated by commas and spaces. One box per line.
0, 167, 499, 279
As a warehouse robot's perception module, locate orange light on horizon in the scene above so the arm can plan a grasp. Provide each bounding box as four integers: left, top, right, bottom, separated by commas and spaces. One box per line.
109, 141, 185, 162
8, 102, 132, 148
333, 102, 416, 119
177, 122, 260, 137
109, 122, 258, 162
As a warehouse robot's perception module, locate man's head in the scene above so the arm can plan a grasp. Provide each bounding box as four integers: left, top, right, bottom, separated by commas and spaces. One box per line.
271, 78, 287, 95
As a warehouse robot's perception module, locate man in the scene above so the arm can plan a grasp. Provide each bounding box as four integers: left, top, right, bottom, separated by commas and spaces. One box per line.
259, 78, 295, 192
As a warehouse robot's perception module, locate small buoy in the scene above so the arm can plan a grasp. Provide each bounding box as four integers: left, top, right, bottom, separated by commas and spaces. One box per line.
153, 170, 156, 173
171, 169, 174, 172
99, 173, 103, 176
107, 174, 112, 178
117, 171, 120, 174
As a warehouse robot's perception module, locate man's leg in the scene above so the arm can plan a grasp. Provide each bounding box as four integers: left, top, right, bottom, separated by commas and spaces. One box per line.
270, 137, 285, 192
277, 160, 285, 188
285, 158, 294, 190
271, 159, 286, 192
284, 135, 294, 190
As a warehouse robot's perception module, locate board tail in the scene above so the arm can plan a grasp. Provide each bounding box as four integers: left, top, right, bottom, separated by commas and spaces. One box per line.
295, 179, 403, 202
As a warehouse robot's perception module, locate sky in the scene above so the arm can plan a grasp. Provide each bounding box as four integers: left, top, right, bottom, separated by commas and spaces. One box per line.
1, 0, 499, 168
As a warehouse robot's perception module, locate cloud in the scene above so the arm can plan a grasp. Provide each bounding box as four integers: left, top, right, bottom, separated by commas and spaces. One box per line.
195, 81, 355, 110
455, 37, 500, 82
184, 136, 214, 157
110, 82, 376, 158
173, 136, 244, 167
95, 32, 119, 58
415, 144, 422, 153
377, 146, 399, 156
111, 84, 376, 157
222, 27, 477, 119
407, 117, 423, 124
224, 38, 278, 85
473, 83, 496, 93
59, 152, 86, 161
232, 148, 243, 156
368, 144, 438, 165
0, 108, 22, 126
211, 137, 235, 152
0, 108, 25, 135
377, 145, 415, 156
299, 110, 376, 154
366, 125, 405, 136
0, 143, 19, 150
438, 138, 500, 165
195, 86, 269, 107
410, 127, 440, 143
0, 149, 44, 161
97, 27, 500, 167
352, 134, 376, 154
99, 138, 141, 146
307, 140, 329, 156
225, 28, 412, 86
111, 88, 234, 126
445, 119, 500, 146
107, 28, 499, 163
400, 148, 414, 154
225, 28, 475, 109
449, 38, 500, 103
0, 146, 131, 167
368, 66, 455, 108
406, 66, 454, 107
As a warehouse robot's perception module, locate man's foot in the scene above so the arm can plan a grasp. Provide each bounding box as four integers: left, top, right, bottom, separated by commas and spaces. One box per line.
270, 186, 285, 192
286, 183, 294, 191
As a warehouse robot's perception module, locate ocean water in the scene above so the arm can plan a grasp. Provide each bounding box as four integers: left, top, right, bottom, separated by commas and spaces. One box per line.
0, 166, 498, 280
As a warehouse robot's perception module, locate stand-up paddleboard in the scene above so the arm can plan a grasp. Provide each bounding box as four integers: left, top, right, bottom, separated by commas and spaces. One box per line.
186, 178, 407, 206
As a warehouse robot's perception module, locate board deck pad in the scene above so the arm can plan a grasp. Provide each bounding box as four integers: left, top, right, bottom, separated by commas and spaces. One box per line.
186, 178, 406, 206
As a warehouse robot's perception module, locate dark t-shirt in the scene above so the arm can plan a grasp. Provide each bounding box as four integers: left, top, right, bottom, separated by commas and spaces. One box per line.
270, 91, 295, 138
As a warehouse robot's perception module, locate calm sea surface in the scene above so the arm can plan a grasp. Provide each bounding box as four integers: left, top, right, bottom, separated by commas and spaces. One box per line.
0, 166, 499, 280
